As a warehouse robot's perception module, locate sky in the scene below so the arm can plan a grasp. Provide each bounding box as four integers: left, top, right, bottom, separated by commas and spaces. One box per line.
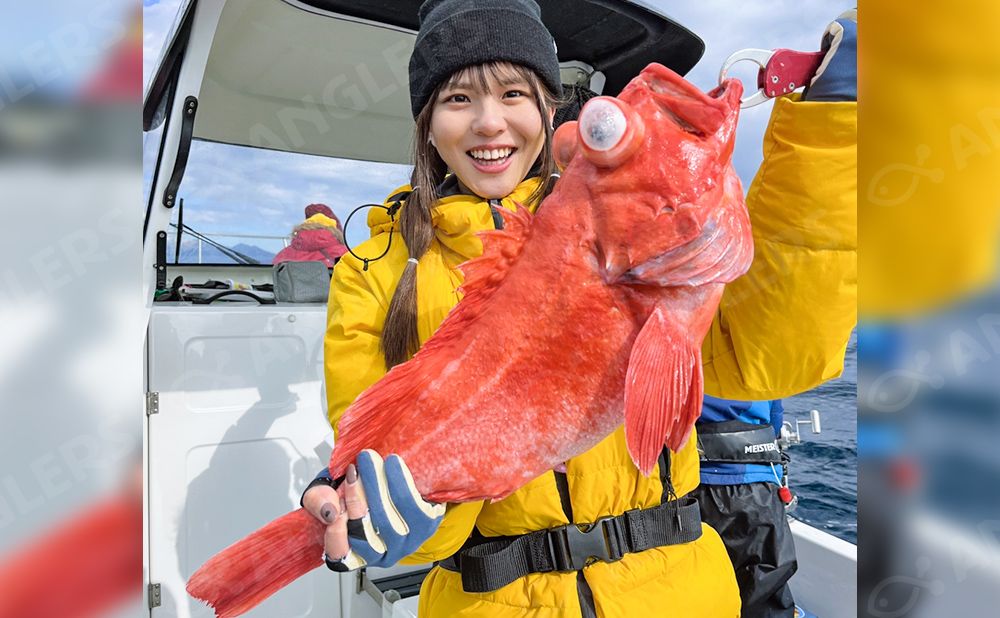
142, 0, 845, 253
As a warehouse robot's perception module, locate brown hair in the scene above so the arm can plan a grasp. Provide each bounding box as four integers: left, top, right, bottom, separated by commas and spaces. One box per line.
380, 62, 561, 368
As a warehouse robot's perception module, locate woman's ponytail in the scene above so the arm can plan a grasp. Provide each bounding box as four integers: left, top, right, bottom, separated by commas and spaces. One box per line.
381, 105, 446, 368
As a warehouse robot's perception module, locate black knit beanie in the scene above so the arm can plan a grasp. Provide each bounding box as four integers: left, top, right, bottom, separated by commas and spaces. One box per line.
409, 0, 563, 118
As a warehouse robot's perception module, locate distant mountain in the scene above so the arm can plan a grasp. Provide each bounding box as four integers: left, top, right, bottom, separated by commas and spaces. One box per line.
175, 237, 277, 264
232, 243, 278, 264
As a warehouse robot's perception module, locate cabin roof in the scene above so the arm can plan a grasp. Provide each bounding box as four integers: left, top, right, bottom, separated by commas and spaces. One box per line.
300, 0, 704, 94
143, 0, 703, 165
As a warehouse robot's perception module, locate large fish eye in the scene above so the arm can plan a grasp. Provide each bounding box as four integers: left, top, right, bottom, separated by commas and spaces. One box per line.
576, 97, 645, 168
579, 99, 627, 152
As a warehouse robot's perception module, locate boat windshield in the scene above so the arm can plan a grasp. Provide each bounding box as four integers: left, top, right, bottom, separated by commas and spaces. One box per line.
144, 138, 410, 265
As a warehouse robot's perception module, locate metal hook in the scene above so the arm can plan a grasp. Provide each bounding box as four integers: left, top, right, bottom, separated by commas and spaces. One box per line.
719, 48, 774, 108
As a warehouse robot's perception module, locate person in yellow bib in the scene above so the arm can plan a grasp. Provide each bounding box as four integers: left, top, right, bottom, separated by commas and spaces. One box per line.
301, 1, 856, 616
272, 203, 348, 267
693, 10, 857, 618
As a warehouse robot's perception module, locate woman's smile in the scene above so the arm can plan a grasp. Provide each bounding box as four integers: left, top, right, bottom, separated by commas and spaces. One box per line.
466, 143, 518, 173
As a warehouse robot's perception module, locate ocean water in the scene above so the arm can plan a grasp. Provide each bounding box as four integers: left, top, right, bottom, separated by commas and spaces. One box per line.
784, 332, 858, 543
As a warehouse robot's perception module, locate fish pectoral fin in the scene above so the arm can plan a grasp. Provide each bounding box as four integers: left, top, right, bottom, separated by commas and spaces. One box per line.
624, 306, 703, 475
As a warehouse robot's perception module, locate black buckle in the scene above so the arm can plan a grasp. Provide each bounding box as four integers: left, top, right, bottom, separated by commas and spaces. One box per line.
546, 516, 626, 571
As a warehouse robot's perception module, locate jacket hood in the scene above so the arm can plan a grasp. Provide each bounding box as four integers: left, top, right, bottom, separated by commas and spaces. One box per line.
296, 214, 346, 244
366, 176, 543, 259
290, 227, 347, 252
304, 213, 340, 229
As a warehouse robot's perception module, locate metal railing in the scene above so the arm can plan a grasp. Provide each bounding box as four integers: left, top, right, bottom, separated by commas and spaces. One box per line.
165, 229, 290, 264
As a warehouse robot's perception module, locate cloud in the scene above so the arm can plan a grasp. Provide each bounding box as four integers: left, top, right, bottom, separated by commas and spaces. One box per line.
165, 140, 410, 248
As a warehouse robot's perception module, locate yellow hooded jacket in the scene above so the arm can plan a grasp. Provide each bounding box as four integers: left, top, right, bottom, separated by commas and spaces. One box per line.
324, 95, 856, 617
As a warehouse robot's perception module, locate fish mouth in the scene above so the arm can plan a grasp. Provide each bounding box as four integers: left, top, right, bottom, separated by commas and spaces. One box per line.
637, 64, 735, 135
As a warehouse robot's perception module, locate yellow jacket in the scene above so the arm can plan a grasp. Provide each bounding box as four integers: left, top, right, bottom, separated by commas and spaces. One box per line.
324, 95, 856, 616
861, 1, 1000, 317
703, 94, 857, 401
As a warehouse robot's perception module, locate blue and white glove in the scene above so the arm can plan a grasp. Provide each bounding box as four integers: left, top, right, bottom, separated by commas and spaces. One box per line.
804, 9, 857, 102
327, 450, 444, 571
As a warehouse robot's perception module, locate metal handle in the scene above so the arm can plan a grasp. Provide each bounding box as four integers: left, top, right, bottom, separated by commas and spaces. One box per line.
778, 410, 823, 446
808, 409, 822, 433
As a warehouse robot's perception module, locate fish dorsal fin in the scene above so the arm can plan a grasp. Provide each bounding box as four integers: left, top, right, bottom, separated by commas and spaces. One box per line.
457, 203, 533, 309
328, 204, 534, 482
329, 356, 425, 478
414, 203, 532, 360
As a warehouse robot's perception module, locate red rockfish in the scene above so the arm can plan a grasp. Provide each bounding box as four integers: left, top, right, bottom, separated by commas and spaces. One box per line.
188, 63, 752, 617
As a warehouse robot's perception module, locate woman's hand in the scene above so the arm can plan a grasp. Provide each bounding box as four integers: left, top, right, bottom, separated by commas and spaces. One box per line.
302, 450, 445, 572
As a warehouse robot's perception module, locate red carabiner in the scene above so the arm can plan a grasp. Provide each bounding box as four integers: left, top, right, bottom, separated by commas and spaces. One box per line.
759, 48, 826, 98
720, 48, 826, 108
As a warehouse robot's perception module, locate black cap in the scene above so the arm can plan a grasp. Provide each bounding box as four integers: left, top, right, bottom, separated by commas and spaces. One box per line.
408, 0, 563, 118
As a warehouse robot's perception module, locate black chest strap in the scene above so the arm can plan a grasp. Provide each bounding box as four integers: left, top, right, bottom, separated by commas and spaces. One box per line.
438, 496, 702, 593
487, 198, 505, 230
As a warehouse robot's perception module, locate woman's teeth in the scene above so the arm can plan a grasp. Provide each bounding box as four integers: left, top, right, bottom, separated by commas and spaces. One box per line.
469, 147, 514, 164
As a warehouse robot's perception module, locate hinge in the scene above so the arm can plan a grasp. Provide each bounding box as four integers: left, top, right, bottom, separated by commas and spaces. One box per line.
148, 582, 162, 608
146, 392, 159, 416
155, 231, 167, 291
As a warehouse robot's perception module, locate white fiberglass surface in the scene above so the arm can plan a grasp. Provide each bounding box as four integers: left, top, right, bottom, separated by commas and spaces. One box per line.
147, 306, 339, 617
178, 334, 308, 411
196, 0, 416, 164
182, 439, 317, 617
788, 519, 857, 618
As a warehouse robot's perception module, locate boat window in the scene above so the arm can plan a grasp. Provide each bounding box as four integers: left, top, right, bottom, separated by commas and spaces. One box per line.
166, 139, 411, 265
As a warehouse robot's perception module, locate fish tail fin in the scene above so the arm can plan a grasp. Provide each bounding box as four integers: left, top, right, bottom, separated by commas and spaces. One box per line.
624, 306, 704, 475
187, 509, 324, 617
